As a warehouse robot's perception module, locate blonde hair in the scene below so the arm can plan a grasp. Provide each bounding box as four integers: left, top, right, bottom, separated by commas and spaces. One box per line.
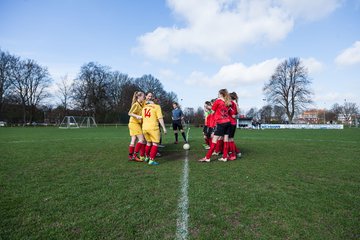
131, 91, 144, 105
219, 89, 231, 106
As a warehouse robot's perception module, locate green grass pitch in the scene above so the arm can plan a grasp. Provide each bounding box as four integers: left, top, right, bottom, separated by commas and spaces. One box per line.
0, 126, 359, 239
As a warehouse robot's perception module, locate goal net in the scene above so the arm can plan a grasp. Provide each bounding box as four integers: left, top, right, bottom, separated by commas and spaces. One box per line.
79, 116, 97, 128
59, 116, 97, 129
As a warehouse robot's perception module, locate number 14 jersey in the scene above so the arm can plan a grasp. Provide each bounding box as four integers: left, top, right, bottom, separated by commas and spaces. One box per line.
142, 103, 163, 131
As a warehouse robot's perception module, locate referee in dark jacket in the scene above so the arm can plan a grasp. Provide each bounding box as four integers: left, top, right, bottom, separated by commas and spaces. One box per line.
172, 102, 187, 144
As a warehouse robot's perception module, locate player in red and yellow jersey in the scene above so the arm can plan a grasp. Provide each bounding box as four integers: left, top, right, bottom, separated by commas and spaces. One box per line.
142, 97, 167, 165
128, 91, 146, 162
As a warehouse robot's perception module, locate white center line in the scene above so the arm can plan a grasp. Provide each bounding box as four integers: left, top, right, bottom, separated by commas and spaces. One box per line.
176, 150, 189, 240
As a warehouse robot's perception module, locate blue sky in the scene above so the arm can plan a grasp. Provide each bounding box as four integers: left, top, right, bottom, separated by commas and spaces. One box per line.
1, 0, 359, 113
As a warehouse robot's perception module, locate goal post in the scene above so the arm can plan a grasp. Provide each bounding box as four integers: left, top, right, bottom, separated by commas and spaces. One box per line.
59, 116, 80, 129
80, 117, 97, 128
59, 116, 97, 129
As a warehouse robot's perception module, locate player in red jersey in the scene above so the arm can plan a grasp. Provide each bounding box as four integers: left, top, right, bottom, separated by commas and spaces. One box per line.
199, 89, 232, 162
202, 101, 212, 149
228, 92, 241, 160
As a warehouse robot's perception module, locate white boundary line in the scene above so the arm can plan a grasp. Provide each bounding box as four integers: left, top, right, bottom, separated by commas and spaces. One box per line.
176, 150, 189, 240
0, 136, 128, 144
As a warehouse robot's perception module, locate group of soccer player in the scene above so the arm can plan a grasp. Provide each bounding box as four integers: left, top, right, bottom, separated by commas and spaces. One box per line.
199, 89, 241, 162
127, 91, 167, 166
127, 88, 241, 165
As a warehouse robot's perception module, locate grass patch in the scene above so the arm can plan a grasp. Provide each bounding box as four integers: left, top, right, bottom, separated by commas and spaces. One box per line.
0, 127, 359, 239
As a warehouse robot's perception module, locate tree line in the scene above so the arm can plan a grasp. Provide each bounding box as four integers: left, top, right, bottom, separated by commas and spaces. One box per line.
257, 57, 359, 125
0, 48, 178, 125
1, 49, 358, 126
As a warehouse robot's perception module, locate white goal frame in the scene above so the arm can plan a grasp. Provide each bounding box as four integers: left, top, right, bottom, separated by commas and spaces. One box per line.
59, 116, 97, 129
79, 117, 97, 128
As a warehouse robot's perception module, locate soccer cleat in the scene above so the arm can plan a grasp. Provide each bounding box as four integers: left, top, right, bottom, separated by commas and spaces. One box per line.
204, 145, 210, 150
144, 157, 150, 162
218, 157, 228, 162
212, 152, 220, 156
198, 157, 210, 163
128, 155, 134, 161
148, 160, 160, 165
156, 152, 162, 157
237, 153, 242, 158
228, 156, 236, 161
133, 155, 144, 162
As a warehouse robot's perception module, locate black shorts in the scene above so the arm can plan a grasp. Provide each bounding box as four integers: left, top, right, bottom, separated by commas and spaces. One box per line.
203, 126, 208, 134
214, 122, 231, 137
172, 120, 183, 131
229, 124, 237, 138
206, 127, 214, 139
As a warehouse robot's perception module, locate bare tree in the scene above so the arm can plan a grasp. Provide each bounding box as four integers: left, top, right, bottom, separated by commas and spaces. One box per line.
330, 102, 359, 124
263, 57, 313, 123
57, 75, 73, 114
0, 49, 17, 119
246, 107, 259, 119
259, 105, 272, 123
9, 58, 52, 124
193, 106, 205, 127
160, 91, 178, 116
108, 71, 137, 112
72, 62, 111, 120
273, 105, 286, 123
134, 74, 178, 121
330, 103, 342, 117
342, 102, 359, 124
135, 74, 166, 98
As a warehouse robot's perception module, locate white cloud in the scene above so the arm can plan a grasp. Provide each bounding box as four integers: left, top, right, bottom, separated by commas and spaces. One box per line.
136, 0, 342, 61
186, 58, 282, 87
335, 41, 360, 66
185, 57, 323, 88
278, 0, 342, 21
301, 57, 324, 74
313, 92, 341, 102
158, 68, 176, 80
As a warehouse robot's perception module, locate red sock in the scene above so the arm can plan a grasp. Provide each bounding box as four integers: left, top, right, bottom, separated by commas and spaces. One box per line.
205, 142, 217, 159
216, 140, 223, 153
145, 145, 151, 157
129, 145, 135, 155
235, 143, 240, 153
150, 145, 158, 159
134, 142, 142, 154
230, 142, 236, 157
222, 141, 229, 158
140, 143, 146, 157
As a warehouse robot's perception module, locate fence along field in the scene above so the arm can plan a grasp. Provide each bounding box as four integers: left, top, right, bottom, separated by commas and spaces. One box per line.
0, 126, 359, 239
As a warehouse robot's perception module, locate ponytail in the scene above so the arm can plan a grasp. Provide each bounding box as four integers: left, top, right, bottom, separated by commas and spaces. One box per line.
219, 89, 231, 106
131, 91, 144, 105
131, 91, 138, 105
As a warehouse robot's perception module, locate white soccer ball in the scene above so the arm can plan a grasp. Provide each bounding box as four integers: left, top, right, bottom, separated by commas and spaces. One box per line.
183, 143, 190, 150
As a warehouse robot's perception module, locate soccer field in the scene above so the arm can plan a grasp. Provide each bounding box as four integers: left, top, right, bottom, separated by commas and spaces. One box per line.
0, 126, 359, 239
